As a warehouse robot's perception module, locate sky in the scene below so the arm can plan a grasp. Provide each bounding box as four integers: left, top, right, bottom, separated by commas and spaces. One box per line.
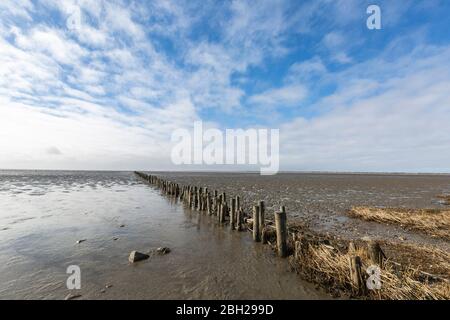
0, 0, 450, 172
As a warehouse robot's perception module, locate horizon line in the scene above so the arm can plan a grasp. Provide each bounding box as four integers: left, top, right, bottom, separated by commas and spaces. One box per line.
1, 168, 450, 176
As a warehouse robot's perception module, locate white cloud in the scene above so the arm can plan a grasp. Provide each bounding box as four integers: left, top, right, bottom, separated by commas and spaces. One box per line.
14, 27, 87, 65
249, 84, 307, 108
0, 0, 34, 20
280, 45, 450, 172
286, 57, 327, 81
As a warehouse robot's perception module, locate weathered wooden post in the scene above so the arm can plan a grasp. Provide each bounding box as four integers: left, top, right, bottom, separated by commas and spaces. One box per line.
253, 206, 261, 242
187, 187, 191, 207
213, 190, 218, 215
236, 208, 243, 231
230, 198, 236, 230
367, 240, 386, 268
349, 256, 364, 295
222, 193, 227, 209
258, 200, 265, 230
206, 192, 211, 215
194, 187, 199, 210
258, 200, 265, 238
221, 202, 227, 223
261, 227, 269, 244
200, 192, 204, 211
275, 206, 287, 257
196, 189, 200, 211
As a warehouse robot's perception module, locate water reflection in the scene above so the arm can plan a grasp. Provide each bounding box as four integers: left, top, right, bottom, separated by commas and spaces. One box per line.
0, 171, 326, 300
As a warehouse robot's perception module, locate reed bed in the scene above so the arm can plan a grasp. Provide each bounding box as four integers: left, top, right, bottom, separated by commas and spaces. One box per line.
348, 206, 450, 240
288, 236, 450, 300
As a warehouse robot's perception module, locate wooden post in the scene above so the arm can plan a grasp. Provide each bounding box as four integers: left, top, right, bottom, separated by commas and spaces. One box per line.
230, 198, 236, 230
252, 206, 261, 242
258, 200, 265, 231
188, 188, 193, 208
349, 256, 364, 295
196, 189, 200, 210
236, 208, 243, 231
261, 227, 269, 244
275, 206, 287, 257
200, 192, 204, 211
206, 193, 211, 215
367, 241, 386, 268
193, 187, 197, 209
218, 203, 222, 222
213, 190, 218, 215
221, 202, 227, 223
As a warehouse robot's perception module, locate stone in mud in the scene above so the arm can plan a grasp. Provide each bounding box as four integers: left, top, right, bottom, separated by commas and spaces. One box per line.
156, 247, 171, 255
129, 251, 149, 263
76, 239, 86, 244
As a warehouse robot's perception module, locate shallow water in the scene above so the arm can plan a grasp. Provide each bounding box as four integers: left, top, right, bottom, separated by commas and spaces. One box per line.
0, 171, 325, 299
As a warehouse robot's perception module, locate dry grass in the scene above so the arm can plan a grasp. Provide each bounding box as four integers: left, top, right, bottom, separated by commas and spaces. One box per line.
381, 241, 450, 278
289, 238, 450, 300
248, 219, 450, 299
348, 206, 450, 240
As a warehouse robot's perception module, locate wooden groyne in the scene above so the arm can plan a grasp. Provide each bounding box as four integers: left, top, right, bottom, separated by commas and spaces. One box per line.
134, 171, 450, 300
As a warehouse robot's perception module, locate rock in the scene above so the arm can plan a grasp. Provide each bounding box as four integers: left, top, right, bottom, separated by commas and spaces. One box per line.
76, 239, 86, 244
112, 237, 119, 241
65, 293, 82, 300
129, 250, 149, 263
105, 284, 113, 289
156, 247, 171, 255
119, 224, 125, 228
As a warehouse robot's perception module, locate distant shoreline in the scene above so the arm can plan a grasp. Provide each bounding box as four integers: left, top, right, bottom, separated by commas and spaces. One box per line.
1, 169, 450, 176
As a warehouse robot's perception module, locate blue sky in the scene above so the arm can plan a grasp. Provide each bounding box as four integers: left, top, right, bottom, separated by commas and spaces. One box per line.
0, 0, 450, 172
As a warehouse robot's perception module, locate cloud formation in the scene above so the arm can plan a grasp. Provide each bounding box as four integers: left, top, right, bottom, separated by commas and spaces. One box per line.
0, 0, 449, 172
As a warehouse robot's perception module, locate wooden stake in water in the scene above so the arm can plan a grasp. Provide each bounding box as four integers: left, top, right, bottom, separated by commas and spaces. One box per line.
275, 206, 287, 257
230, 198, 236, 230
258, 200, 265, 235
206, 192, 211, 215
236, 208, 243, 231
253, 206, 261, 242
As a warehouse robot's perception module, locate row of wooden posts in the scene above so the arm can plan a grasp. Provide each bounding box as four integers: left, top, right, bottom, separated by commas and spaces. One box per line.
134, 171, 390, 295
134, 171, 289, 258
